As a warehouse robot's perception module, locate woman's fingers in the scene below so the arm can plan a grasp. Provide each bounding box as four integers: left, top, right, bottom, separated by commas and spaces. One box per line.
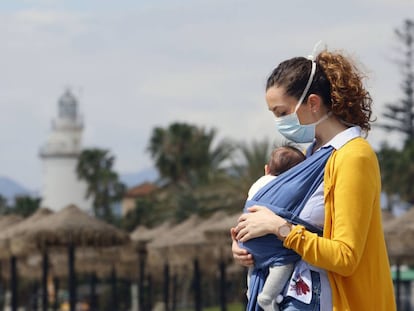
237, 205, 286, 241
230, 228, 254, 267
235, 227, 249, 242
247, 205, 271, 214
232, 240, 254, 266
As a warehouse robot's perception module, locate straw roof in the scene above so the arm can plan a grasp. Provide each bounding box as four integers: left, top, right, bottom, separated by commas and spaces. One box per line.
130, 220, 171, 244
0, 253, 43, 280
204, 212, 239, 235
148, 214, 202, 249
145, 215, 202, 268
381, 210, 395, 225
383, 208, 414, 264
168, 211, 228, 247
0, 208, 53, 258
10, 204, 130, 255
0, 214, 24, 230
43, 246, 138, 280
202, 212, 240, 262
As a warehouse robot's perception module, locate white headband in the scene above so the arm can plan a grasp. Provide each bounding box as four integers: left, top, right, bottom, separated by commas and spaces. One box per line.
307, 40, 323, 61
294, 40, 323, 110
295, 60, 317, 111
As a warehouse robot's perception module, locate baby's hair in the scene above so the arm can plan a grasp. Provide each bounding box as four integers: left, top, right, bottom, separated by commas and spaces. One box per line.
267, 143, 305, 176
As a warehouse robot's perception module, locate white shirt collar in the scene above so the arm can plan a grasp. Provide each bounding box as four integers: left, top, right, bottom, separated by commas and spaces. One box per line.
323, 126, 362, 150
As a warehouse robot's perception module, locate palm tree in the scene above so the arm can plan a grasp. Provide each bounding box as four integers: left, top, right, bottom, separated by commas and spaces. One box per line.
395, 141, 414, 204
76, 148, 126, 222
0, 194, 8, 215
147, 122, 234, 187
378, 19, 414, 144
147, 122, 239, 221
377, 141, 414, 210
377, 143, 402, 211
11, 196, 41, 217
232, 139, 273, 194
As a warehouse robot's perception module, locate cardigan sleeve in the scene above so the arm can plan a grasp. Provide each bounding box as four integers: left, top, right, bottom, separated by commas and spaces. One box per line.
284, 141, 380, 276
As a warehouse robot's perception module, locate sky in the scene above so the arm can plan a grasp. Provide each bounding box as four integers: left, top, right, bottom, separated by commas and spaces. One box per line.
0, 0, 413, 192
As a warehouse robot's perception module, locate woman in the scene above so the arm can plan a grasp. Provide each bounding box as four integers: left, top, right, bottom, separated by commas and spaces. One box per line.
231, 50, 396, 310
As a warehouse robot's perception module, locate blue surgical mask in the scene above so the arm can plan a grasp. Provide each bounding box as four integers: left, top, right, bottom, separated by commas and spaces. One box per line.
274, 60, 329, 143
275, 110, 330, 143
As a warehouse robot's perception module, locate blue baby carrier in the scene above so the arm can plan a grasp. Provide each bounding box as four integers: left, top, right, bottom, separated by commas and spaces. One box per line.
240, 145, 334, 311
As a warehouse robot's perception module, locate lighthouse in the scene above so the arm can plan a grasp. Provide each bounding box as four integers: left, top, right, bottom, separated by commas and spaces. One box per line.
40, 90, 92, 212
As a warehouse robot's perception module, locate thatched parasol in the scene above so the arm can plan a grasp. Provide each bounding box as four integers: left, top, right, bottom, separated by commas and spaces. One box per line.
204, 212, 239, 235
203, 212, 239, 259
383, 207, 414, 310
383, 208, 414, 264
169, 211, 227, 246
381, 209, 395, 226
11, 204, 130, 311
166, 211, 229, 267
11, 205, 129, 253
147, 214, 203, 274
0, 214, 24, 231
0, 214, 23, 311
149, 215, 201, 249
130, 220, 171, 245
0, 208, 53, 258
0, 208, 53, 311
0, 213, 24, 259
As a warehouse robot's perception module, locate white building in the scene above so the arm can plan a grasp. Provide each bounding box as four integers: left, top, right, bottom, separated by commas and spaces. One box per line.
40, 90, 92, 212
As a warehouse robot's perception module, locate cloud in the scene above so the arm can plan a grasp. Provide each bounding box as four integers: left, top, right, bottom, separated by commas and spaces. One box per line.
0, 0, 412, 189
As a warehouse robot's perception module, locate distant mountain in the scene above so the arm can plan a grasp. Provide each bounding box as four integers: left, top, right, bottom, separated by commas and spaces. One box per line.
120, 167, 159, 189
0, 176, 32, 201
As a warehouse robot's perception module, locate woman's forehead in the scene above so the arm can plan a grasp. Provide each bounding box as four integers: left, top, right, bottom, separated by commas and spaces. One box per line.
266, 87, 294, 109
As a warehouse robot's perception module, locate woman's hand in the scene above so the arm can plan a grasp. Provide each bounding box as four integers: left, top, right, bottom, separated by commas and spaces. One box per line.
230, 227, 254, 267
234, 205, 286, 242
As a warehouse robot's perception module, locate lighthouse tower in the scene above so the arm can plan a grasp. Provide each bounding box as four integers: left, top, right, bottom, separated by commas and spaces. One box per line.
40, 90, 92, 212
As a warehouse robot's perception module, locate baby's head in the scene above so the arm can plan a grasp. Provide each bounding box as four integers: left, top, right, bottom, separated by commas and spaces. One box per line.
266, 145, 305, 176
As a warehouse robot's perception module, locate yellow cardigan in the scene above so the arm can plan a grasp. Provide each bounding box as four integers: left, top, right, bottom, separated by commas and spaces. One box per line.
284, 137, 396, 311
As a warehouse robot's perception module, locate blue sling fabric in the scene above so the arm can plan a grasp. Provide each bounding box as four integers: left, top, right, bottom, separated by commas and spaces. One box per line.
241, 145, 334, 311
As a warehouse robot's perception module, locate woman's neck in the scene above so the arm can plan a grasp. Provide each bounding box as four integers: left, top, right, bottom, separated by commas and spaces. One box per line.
314, 117, 348, 150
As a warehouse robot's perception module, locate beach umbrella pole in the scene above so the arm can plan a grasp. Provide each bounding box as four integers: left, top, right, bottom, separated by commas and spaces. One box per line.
172, 273, 177, 311
89, 273, 97, 311
138, 247, 146, 311
42, 250, 49, 311
193, 258, 201, 311
53, 277, 60, 311
396, 261, 401, 310
0, 260, 2, 309
219, 259, 227, 311
147, 274, 153, 311
111, 266, 118, 311
68, 243, 76, 311
163, 262, 170, 311
10, 256, 17, 311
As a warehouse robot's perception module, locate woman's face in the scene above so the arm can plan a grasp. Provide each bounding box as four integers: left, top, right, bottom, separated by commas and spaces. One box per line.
265, 86, 314, 124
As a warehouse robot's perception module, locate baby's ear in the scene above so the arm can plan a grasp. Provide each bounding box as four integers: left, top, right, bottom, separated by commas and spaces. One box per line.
264, 164, 270, 175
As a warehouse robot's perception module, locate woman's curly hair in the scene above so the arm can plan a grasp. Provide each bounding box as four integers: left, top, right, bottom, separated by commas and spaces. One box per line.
316, 50, 373, 132
266, 49, 373, 132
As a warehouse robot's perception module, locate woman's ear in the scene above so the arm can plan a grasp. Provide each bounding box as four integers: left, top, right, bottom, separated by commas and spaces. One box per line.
307, 94, 323, 113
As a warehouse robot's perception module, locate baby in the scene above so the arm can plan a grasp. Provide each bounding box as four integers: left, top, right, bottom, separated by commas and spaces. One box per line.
245, 145, 305, 311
